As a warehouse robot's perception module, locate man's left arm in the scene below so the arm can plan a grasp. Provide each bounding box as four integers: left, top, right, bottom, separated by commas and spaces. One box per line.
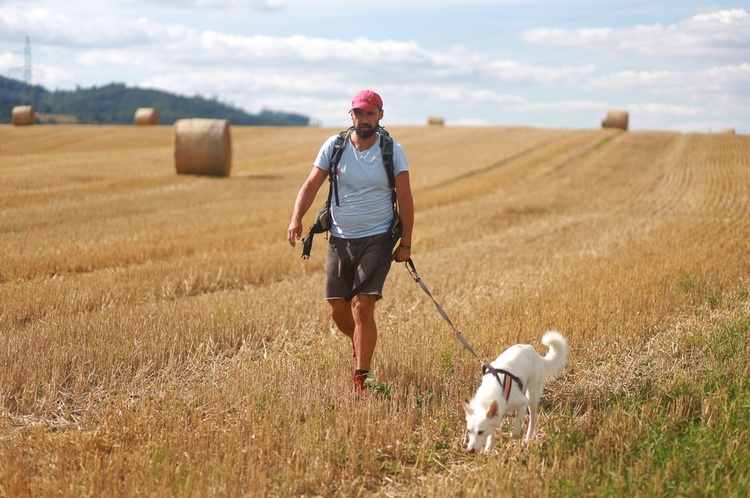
393, 171, 414, 262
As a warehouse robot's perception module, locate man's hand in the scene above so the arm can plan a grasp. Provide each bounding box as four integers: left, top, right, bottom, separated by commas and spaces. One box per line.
287, 219, 303, 247
393, 245, 411, 263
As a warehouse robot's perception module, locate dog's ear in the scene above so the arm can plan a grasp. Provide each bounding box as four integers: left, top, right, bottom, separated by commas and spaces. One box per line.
461, 401, 472, 417
487, 400, 499, 418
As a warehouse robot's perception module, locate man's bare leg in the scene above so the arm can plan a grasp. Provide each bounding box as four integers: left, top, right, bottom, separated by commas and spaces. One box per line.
329, 295, 378, 393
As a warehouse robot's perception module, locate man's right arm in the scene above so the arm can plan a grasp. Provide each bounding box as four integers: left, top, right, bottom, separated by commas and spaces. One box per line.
287, 166, 329, 247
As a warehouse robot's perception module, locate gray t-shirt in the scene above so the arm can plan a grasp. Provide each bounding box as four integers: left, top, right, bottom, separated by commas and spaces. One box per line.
314, 132, 408, 239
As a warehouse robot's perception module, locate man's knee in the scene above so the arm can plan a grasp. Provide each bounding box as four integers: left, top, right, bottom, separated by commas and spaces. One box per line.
329, 299, 353, 325
351, 294, 377, 318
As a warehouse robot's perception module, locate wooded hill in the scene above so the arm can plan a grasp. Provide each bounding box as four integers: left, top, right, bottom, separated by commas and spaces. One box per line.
0, 75, 310, 126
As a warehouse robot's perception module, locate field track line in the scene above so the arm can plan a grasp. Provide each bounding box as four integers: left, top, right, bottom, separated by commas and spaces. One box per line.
506, 131, 621, 192
416, 130, 621, 214
420, 130, 585, 191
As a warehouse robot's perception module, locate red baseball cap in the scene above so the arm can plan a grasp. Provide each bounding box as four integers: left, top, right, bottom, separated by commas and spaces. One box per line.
351, 89, 383, 112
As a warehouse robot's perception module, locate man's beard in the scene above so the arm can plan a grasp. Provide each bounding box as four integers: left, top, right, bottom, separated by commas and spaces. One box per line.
355, 123, 378, 139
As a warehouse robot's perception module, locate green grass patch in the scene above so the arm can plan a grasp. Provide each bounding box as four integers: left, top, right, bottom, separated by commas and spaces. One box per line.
547, 311, 750, 497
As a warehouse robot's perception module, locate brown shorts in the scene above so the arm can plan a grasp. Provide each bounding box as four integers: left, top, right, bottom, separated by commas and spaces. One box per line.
325, 233, 393, 300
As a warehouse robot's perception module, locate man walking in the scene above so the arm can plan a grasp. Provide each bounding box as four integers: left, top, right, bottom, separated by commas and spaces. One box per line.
287, 89, 414, 395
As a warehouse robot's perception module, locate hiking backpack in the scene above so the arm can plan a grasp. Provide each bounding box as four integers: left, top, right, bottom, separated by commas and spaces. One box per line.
300, 126, 401, 260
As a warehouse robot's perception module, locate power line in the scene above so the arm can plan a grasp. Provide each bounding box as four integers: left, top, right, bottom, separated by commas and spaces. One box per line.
9, 36, 34, 106
23, 36, 32, 106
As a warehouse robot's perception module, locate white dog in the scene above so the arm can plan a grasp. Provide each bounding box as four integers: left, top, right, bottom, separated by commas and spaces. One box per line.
463, 331, 569, 453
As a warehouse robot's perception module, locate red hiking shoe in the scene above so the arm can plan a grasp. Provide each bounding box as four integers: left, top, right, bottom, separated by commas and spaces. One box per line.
353, 369, 368, 397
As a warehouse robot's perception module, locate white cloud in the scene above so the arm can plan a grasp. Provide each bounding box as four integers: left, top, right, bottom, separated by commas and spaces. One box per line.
520, 9, 750, 63
1, 3, 749, 132
585, 64, 750, 100
7, 11, 107, 46
630, 102, 700, 117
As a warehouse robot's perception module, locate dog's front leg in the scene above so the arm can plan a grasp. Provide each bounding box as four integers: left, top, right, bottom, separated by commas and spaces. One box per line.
510, 401, 528, 439
510, 412, 523, 439
483, 433, 494, 453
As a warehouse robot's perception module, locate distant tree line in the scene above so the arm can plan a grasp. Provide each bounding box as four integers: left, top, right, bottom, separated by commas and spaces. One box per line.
0, 75, 310, 126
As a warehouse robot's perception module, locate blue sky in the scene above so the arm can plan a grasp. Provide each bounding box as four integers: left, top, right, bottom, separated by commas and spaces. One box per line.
1, 0, 748, 132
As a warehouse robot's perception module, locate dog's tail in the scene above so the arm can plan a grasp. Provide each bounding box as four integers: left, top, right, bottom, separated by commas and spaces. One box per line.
541, 330, 569, 378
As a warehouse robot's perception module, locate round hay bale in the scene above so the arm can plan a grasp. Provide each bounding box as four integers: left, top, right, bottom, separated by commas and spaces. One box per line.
427, 116, 445, 126
601, 110, 629, 131
174, 119, 232, 177
720, 128, 735, 135
134, 107, 159, 125
12, 105, 35, 126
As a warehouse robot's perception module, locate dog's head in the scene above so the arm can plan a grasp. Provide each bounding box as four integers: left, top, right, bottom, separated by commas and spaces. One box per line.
463, 400, 502, 453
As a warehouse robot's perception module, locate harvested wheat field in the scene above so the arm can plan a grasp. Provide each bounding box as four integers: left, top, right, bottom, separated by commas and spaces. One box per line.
1, 124, 749, 497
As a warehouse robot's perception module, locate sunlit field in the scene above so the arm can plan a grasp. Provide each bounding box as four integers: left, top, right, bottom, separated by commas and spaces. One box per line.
1, 123, 748, 497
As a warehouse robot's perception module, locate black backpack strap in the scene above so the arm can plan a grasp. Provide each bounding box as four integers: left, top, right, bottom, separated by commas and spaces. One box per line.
379, 129, 397, 205
329, 128, 352, 207
300, 210, 328, 260
300, 129, 351, 260
378, 128, 395, 185
378, 127, 400, 240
